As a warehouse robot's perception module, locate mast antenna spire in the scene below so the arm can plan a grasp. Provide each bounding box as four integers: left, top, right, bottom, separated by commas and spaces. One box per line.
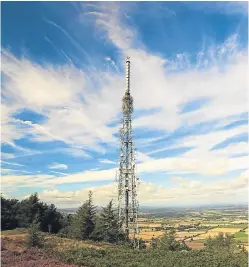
125, 56, 131, 94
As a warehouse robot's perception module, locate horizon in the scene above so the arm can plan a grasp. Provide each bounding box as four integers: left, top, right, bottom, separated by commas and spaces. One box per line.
1, 1, 248, 208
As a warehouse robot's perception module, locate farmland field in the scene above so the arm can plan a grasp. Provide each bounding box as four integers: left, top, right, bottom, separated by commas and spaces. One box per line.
216, 224, 248, 228
234, 231, 248, 243
196, 227, 244, 239
134, 206, 248, 248
138, 223, 162, 228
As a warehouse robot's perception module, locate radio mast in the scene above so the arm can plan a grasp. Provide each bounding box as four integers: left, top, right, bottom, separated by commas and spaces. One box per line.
117, 57, 139, 248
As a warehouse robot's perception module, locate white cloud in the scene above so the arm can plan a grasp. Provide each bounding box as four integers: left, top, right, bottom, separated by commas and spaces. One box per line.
0, 160, 24, 167
49, 163, 68, 170
99, 159, 116, 164
136, 151, 153, 163
1, 153, 15, 159
1, 49, 123, 154
83, 2, 136, 51
2, 144, 247, 191
1, 174, 55, 195
50, 171, 68, 176
2, 18, 246, 153
2, 50, 85, 108
185, 2, 248, 16
85, 4, 247, 134
34, 170, 248, 208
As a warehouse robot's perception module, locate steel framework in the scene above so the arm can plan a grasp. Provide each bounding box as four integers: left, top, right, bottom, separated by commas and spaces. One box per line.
116, 57, 139, 248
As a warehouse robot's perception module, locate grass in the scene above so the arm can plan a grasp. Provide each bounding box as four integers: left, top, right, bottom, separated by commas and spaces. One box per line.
1, 228, 27, 236
234, 231, 248, 243
235, 232, 248, 238
216, 224, 247, 229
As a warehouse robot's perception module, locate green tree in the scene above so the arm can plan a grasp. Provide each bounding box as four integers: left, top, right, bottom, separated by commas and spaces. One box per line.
91, 200, 125, 243
14, 193, 63, 233
57, 214, 73, 237
1, 196, 19, 230
205, 232, 235, 250
157, 229, 190, 251
26, 222, 44, 248
17, 193, 42, 227
71, 191, 97, 240
40, 204, 63, 233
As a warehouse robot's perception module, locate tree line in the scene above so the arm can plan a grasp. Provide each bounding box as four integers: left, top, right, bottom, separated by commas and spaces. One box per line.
1, 191, 127, 244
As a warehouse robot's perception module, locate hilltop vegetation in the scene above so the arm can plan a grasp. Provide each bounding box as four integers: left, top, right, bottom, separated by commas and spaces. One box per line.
1, 193, 248, 267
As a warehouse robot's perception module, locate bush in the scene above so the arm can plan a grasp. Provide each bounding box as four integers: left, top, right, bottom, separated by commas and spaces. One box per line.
57, 247, 106, 267
26, 222, 44, 248
57, 226, 72, 238
55, 246, 248, 267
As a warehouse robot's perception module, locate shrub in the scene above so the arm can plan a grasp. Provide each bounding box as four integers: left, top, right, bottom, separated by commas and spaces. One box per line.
26, 222, 44, 248
57, 226, 72, 238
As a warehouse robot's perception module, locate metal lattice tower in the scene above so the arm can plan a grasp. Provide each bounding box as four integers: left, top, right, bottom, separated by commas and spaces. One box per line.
116, 57, 139, 248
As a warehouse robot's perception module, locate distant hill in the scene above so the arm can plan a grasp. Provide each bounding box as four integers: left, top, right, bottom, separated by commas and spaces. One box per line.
58, 204, 248, 215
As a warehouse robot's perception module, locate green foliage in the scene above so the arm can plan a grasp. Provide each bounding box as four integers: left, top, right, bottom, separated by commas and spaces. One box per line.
17, 193, 41, 227
57, 247, 106, 266
71, 191, 97, 240
136, 238, 147, 249
26, 222, 44, 248
156, 230, 191, 251
205, 232, 235, 250
57, 245, 248, 267
1, 193, 63, 233
91, 200, 125, 243
1, 196, 19, 230
57, 226, 72, 238
39, 203, 63, 233
57, 214, 74, 238
234, 231, 248, 242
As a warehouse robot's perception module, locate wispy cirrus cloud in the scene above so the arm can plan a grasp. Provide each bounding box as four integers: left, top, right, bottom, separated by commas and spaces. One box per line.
1, 160, 24, 167
184, 1, 248, 16
49, 163, 68, 170
99, 159, 116, 164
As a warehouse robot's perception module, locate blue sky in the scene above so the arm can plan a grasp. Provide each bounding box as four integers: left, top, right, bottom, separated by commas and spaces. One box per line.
1, 1, 248, 207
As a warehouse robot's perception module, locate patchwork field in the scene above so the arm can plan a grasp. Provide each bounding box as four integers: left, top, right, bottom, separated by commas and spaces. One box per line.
216, 224, 248, 229
135, 209, 248, 251
176, 230, 205, 238
137, 230, 165, 241
138, 223, 162, 228
192, 228, 243, 240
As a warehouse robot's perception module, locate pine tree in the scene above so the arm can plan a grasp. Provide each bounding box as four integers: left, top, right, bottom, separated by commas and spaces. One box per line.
18, 193, 42, 227
40, 203, 63, 233
26, 222, 44, 248
91, 200, 125, 243
71, 191, 97, 240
